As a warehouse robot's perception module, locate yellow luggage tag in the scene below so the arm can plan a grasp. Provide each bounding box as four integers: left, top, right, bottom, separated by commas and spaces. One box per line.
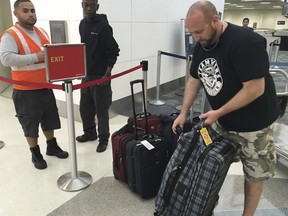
200, 127, 213, 146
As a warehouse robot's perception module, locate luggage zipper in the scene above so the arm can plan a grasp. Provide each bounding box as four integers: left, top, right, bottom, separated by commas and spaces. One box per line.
198, 144, 214, 164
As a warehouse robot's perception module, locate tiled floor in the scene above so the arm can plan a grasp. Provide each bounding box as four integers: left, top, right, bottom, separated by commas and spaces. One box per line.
0, 94, 125, 215
0, 50, 288, 215
0, 93, 288, 216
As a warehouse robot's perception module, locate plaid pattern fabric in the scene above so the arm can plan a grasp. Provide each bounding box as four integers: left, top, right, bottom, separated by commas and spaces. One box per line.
154, 125, 239, 216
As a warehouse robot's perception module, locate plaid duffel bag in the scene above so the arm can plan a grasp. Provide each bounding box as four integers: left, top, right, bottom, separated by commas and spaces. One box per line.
154, 121, 239, 216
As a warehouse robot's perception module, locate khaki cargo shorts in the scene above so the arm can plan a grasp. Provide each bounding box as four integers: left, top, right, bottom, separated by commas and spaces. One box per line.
212, 122, 277, 182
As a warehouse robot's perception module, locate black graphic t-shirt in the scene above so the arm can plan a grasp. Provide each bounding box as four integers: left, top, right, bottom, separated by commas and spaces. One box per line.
191, 23, 281, 132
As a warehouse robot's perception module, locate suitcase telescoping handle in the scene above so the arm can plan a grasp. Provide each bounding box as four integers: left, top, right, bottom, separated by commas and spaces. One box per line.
130, 79, 148, 140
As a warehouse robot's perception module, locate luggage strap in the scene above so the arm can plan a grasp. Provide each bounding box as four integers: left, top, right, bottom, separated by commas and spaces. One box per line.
163, 128, 201, 208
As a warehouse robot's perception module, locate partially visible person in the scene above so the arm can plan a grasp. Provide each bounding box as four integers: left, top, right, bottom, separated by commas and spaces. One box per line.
0, 0, 68, 170
76, 0, 120, 153
242, 17, 254, 31
172, 1, 281, 216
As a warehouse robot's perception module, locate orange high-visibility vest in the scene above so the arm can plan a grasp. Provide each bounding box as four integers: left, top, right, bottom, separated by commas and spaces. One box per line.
3, 24, 50, 90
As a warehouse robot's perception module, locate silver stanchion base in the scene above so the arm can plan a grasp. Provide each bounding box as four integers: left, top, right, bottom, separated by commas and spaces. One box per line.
0, 141, 4, 149
149, 99, 166, 106
57, 171, 92, 192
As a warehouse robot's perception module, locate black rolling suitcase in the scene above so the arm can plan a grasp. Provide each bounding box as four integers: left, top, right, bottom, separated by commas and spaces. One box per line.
154, 120, 239, 216
159, 112, 200, 154
126, 79, 170, 199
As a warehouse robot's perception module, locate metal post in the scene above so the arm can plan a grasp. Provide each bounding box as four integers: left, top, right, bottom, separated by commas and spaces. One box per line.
149, 51, 165, 105
268, 42, 274, 63
0, 140, 4, 149
176, 56, 192, 110
201, 89, 211, 113
57, 81, 92, 192
269, 38, 281, 64
273, 38, 281, 62
174, 18, 189, 98
141, 61, 149, 112
189, 106, 194, 122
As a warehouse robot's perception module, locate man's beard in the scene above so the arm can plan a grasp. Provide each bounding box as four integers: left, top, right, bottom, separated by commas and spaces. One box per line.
19, 17, 36, 28
202, 27, 218, 49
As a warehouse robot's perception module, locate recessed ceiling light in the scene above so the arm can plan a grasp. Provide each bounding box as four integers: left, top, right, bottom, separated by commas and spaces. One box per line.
260, 2, 271, 4
241, 0, 262, 2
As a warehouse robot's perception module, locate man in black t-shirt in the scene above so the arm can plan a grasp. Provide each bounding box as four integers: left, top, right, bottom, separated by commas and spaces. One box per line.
172, 1, 281, 216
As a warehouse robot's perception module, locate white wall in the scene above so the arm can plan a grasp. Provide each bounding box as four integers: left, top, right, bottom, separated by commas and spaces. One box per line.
9, 0, 224, 104
223, 9, 288, 30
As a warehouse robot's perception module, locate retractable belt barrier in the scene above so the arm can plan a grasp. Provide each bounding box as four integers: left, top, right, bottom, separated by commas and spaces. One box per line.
160, 51, 186, 60
149, 50, 193, 117
149, 50, 190, 107
0, 61, 147, 192
0, 64, 143, 91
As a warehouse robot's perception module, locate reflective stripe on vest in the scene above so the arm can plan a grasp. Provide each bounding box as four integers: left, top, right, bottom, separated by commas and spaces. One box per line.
7, 25, 50, 90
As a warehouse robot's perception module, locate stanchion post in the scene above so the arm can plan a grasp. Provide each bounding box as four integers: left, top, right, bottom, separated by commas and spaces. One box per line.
269, 39, 280, 64
273, 39, 280, 62
141, 60, 148, 112
185, 55, 192, 82
149, 50, 165, 106
0, 140, 4, 149
175, 55, 192, 110
268, 42, 274, 63
200, 90, 211, 113
57, 81, 92, 192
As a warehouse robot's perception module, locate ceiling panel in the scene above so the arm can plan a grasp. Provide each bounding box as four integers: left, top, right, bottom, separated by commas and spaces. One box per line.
224, 0, 286, 11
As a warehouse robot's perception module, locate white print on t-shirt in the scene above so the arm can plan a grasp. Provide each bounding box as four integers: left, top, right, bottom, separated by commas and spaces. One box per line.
198, 58, 223, 96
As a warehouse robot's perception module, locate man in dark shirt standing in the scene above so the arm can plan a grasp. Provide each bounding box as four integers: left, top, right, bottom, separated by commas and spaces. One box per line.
76, 0, 120, 153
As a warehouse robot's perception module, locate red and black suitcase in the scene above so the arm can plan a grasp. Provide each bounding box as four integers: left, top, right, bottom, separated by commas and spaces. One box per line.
154, 120, 239, 216
125, 79, 170, 199
127, 112, 161, 135
112, 122, 140, 183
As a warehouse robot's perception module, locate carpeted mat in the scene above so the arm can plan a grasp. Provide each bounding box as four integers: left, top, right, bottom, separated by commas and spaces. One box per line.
48, 175, 288, 216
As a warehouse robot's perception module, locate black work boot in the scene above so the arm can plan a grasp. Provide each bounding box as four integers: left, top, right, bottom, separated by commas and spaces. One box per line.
76, 133, 97, 142
96, 142, 108, 153
30, 145, 47, 170
46, 138, 69, 159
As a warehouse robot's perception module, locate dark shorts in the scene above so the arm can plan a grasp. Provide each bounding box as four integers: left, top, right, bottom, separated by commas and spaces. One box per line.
12, 89, 61, 138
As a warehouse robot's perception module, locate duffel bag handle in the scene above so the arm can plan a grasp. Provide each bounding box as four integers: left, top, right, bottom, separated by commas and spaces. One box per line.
195, 118, 206, 130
